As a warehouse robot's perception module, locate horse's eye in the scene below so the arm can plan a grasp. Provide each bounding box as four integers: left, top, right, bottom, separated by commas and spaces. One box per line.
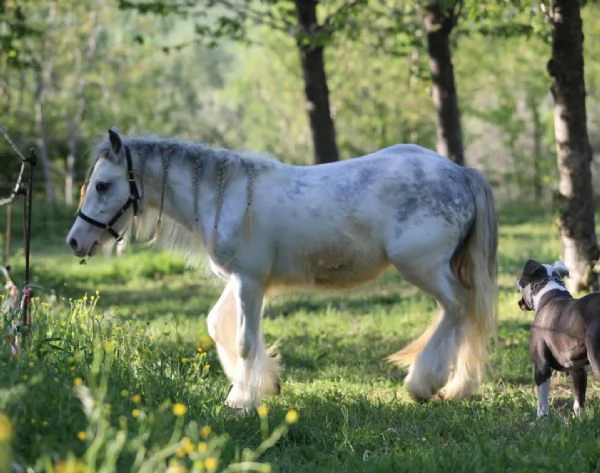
95, 182, 110, 193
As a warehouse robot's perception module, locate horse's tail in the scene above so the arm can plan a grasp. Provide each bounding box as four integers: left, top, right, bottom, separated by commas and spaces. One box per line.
387, 167, 498, 400
442, 167, 498, 399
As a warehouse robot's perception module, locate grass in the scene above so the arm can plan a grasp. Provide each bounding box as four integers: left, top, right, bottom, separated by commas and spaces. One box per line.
2, 209, 600, 473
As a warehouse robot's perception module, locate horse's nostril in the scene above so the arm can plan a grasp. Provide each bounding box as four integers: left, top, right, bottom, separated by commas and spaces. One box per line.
69, 238, 79, 251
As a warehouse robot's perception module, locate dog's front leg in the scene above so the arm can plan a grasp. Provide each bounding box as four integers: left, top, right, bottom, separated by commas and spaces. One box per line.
571, 368, 587, 417
534, 366, 551, 417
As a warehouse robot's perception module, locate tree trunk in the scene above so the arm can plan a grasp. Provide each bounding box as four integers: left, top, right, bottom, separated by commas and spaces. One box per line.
548, 0, 599, 292
66, 12, 102, 206
423, 1, 464, 165
527, 93, 543, 202
294, 0, 339, 164
34, 68, 56, 209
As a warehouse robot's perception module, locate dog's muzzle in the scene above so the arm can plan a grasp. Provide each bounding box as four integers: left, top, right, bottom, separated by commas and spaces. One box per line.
518, 297, 533, 311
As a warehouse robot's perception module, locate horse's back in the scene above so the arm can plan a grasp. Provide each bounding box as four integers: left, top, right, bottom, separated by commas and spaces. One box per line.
249, 144, 478, 290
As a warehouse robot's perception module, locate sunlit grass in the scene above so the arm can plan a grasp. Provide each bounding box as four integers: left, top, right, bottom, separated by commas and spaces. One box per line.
2, 212, 600, 472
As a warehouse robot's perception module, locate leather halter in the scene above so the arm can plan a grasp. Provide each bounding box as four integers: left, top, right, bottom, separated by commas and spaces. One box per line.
77, 147, 141, 241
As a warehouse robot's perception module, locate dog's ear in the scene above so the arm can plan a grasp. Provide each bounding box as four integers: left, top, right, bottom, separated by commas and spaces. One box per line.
521, 259, 546, 284
552, 260, 570, 278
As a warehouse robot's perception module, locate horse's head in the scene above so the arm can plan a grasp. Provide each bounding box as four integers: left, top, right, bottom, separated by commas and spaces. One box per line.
66, 127, 141, 257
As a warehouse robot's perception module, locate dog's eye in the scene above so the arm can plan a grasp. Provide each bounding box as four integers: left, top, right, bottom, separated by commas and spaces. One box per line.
95, 181, 110, 193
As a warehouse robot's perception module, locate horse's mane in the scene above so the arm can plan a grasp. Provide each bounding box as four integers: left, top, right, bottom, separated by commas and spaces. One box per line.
95, 135, 280, 266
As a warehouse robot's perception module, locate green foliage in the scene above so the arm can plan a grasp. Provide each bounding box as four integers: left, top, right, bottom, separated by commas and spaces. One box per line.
459, 0, 552, 40
1, 289, 298, 472
0, 0, 600, 205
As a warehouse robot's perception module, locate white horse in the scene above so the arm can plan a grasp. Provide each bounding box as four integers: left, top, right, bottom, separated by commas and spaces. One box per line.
67, 128, 498, 410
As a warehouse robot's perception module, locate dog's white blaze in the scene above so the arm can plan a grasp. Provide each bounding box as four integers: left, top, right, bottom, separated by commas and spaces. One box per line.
528, 263, 570, 311
537, 379, 550, 417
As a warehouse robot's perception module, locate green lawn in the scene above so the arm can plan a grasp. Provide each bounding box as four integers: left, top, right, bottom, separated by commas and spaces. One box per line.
2, 212, 600, 473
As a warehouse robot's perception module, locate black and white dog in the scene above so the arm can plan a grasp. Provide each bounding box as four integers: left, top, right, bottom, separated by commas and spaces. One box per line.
516, 259, 600, 417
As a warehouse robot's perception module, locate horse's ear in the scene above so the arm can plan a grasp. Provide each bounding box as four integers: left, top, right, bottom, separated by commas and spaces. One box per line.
108, 127, 123, 155
552, 260, 570, 278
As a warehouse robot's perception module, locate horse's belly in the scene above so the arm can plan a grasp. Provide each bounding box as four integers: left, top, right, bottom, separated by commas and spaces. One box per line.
268, 245, 389, 291
310, 257, 390, 289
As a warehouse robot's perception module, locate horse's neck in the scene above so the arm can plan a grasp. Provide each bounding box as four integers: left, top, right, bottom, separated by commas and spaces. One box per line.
134, 148, 200, 232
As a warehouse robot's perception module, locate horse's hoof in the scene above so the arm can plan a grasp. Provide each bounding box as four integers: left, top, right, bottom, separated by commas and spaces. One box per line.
404, 378, 435, 403
409, 394, 430, 404
225, 384, 257, 411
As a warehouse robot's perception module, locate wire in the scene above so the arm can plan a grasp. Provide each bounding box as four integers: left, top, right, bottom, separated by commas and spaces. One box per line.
0, 125, 28, 206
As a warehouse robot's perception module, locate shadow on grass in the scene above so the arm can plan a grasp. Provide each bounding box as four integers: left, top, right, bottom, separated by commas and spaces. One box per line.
211, 384, 600, 473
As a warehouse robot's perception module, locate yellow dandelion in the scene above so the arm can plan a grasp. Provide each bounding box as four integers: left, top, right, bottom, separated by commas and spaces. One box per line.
0, 411, 13, 442
172, 403, 188, 417
166, 460, 188, 473
131, 394, 142, 403
198, 441, 208, 453
256, 404, 269, 418
181, 436, 195, 454
52, 457, 87, 473
204, 457, 219, 471
200, 425, 211, 438
131, 409, 142, 418
175, 448, 186, 458
77, 431, 87, 441
73, 377, 83, 386
285, 409, 299, 425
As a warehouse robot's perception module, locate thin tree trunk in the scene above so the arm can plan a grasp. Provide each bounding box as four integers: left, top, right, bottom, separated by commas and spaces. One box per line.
528, 94, 543, 202
66, 12, 102, 206
423, 1, 464, 165
294, 0, 339, 164
548, 0, 599, 291
32, 1, 58, 208
34, 68, 56, 209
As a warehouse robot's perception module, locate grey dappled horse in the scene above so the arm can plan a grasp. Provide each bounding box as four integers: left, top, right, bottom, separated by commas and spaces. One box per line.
67, 128, 498, 410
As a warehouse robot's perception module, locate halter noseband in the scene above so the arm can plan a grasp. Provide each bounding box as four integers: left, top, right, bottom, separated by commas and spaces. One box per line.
78, 147, 141, 241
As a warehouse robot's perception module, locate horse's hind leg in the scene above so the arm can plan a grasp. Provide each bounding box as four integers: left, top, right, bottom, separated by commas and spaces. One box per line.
207, 280, 239, 379
392, 263, 469, 401
225, 275, 281, 410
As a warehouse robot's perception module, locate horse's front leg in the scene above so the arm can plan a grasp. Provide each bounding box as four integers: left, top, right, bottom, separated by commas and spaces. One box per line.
206, 280, 239, 380
225, 275, 281, 410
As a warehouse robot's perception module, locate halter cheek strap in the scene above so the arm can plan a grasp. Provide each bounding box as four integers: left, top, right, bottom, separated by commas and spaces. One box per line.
78, 147, 141, 241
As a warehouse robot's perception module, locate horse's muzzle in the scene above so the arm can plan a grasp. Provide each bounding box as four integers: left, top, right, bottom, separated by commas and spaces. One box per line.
66, 224, 99, 257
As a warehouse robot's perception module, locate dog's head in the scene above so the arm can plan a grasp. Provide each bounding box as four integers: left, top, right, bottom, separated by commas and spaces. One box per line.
516, 259, 569, 311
